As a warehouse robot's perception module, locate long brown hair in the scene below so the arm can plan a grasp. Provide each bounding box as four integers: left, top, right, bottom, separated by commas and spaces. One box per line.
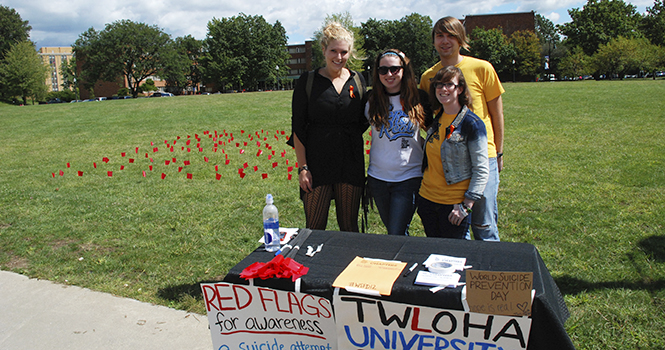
368, 49, 426, 129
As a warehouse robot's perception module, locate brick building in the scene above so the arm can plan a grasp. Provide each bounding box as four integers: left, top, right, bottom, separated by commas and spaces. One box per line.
38, 47, 74, 92
286, 41, 315, 80
463, 12, 536, 37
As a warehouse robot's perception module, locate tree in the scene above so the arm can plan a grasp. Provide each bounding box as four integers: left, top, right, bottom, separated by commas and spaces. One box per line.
592, 36, 663, 78
535, 14, 560, 45
535, 13, 563, 76
312, 12, 366, 72
510, 30, 541, 80
140, 78, 157, 92
558, 46, 592, 79
160, 37, 195, 94
171, 35, 203, 93
641, 0, 665, 47
558, 0, 643, 56
0, 5, 31, 59
0, 41, 49, 104
360, 13, 437, 79
60, 56, 76, 89
202, 14, 289, 91
468, 27, 516, 79
73, 20, 173, 98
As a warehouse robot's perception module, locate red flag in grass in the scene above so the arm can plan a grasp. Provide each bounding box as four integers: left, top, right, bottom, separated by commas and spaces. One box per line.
262, 173, 268, 179
216, 173, 222, 180
187, 173, 193, 179
78, 171, 83, 176
108, 171, 113, 177
161, 173, 166, 179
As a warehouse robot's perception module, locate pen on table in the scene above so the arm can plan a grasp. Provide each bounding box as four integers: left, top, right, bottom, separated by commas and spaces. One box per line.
403, 263, 418, 277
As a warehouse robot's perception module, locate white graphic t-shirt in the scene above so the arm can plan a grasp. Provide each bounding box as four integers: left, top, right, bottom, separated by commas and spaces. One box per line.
365, 94, 424, 182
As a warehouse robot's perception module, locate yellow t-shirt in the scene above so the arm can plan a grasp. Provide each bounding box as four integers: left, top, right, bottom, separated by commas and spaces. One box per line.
420, 56, 504, 157
419, 112, 470, 205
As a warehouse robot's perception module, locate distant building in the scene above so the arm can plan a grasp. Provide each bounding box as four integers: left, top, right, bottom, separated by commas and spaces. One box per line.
463, 12, 536, 37
38, 47, 74, 92
286, 41, 314, 80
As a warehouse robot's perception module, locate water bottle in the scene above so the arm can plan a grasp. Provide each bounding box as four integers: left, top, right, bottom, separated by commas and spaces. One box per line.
263, 194, 280, 252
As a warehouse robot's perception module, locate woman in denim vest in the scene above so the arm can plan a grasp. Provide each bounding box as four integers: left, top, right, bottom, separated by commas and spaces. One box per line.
417, 66, 489, 238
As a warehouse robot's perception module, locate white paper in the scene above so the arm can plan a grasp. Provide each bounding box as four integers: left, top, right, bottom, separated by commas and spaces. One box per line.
414, 271, 461, 287
423, 254, 467, 271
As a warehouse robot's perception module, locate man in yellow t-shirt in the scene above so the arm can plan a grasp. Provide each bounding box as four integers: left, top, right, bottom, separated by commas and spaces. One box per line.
419, 16, 505, 241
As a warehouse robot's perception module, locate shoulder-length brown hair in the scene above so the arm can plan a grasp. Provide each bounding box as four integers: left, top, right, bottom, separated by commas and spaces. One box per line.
428, 65, 472, 112
368, 49, 426, 128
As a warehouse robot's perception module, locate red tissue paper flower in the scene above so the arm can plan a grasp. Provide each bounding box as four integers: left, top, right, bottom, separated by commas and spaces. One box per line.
240, 255, 309, 282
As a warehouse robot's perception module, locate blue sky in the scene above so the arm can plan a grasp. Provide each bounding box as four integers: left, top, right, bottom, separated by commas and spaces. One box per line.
4, 0, 654, 49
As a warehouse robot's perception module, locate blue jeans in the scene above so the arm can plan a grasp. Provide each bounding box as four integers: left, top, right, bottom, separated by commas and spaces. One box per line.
367, 176, 421, 235
466, 157, 500, 241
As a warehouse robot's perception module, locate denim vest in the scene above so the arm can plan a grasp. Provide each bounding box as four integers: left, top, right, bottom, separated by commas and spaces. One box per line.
422, 106, 489, 201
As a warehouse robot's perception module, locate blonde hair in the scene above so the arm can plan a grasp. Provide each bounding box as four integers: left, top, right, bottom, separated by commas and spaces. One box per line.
320, 22, 356, 56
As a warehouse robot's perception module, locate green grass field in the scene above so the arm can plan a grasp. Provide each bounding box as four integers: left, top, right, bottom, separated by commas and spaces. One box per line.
1, 80, 664, 349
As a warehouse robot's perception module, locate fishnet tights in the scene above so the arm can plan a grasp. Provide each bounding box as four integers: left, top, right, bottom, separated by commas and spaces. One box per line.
302, 183, 362, 232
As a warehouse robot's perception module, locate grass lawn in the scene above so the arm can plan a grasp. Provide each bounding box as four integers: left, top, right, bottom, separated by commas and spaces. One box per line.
1, 80, 665, 349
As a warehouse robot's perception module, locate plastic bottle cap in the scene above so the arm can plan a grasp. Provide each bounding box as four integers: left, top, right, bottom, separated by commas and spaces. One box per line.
266, 194, 273, 204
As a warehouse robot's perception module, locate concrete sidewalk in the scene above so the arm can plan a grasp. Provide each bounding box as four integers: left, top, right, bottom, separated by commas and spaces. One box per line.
0, 271, 213, 349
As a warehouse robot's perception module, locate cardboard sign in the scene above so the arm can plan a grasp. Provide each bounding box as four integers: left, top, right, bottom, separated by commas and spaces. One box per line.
332, 257, 407, 296
334, 295, 532, 350
466, 270, 533, 317
201, 283, 337, 349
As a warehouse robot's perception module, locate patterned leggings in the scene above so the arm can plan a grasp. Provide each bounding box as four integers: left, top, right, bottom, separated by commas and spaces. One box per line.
302, 183, 363, 232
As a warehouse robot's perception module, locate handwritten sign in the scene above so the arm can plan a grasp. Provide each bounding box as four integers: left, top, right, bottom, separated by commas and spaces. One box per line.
200, 283, 337, 349
334, 295, 532, 350
466, 270, 533, 317
332, 257, 406, 296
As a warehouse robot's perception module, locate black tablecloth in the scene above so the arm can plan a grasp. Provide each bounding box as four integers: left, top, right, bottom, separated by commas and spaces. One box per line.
223, 229, 575, 350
